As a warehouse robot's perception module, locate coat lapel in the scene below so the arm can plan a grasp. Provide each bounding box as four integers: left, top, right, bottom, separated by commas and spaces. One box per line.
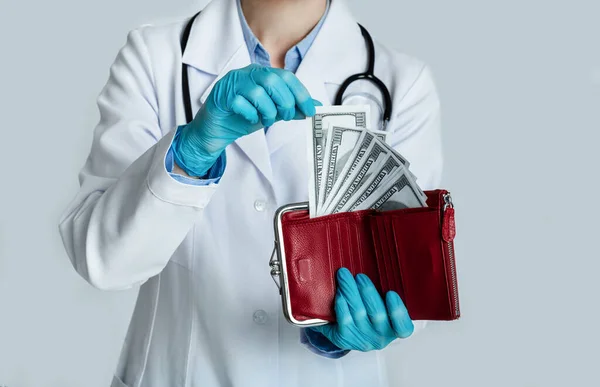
182, 0, 273, 185
264, 0, 367, 155
180, 0, 367, 185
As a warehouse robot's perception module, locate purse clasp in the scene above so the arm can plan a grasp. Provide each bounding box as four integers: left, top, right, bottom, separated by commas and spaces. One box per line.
269, 242, 282, 294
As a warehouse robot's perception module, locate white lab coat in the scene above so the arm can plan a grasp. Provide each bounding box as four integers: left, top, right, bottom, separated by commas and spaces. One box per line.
58, 0, 443, 385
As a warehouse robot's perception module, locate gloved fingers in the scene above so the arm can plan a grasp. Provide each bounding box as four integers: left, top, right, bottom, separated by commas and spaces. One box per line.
333, 289, 354, 336
291, 110, 308, 120
236, 86, 278, 128
249, 69, 296, 121
269, 68, 316, 117
385, 291, 414, 339
290, 99, 322, 120
229, 95, 259, 125
336, 268, 369, 328
356, 274, 393, 336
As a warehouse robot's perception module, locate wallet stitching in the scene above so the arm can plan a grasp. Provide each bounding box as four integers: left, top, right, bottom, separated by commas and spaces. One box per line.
282, 213, 371, 228
377, 217, 391, 292
440, 239, 454, 318
368, 216, 383, 291
390, 218, 405, 293
355, 221, 364, 274
282, 203, 438, 227
382, 219, 395, 293
338, 219, 356, 273
435, 195, 454, 316
379, 219, 390, 291
335, 220, 342, 271
373, 217, 386, 292
389, 218, 408, 302
388, 219, 404, 296
384, 218, 397, 294
437, 207, 456, 317
326, 220, 335, 293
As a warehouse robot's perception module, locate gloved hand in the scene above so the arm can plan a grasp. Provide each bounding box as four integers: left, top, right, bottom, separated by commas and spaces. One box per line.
308, 268, 414, 352
173, 64, 320, 177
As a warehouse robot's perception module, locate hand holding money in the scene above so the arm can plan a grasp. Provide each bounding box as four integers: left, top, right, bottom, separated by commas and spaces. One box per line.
307, 105, 427, 217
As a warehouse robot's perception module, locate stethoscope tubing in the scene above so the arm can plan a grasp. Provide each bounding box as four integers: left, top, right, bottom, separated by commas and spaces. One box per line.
181, 11, 392, 129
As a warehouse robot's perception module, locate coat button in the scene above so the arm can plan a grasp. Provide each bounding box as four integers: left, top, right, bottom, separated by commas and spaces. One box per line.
254, 200, 266, 212
253, 310, 269, 324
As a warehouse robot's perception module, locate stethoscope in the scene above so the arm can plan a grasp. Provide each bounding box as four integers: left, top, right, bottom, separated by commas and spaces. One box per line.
181, 10, 392, 130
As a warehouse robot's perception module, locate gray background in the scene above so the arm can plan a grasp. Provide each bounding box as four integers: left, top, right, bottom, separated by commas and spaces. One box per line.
1, 0, 599, 386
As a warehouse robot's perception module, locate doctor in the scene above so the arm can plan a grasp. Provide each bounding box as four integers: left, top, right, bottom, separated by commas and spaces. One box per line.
59, 0, 443, 385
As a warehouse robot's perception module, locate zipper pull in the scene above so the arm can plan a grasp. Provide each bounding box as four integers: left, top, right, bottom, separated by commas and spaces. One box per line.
442, 193, 456, 242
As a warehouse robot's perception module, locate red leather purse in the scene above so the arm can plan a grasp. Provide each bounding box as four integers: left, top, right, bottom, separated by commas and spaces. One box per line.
269, 189, 460, 327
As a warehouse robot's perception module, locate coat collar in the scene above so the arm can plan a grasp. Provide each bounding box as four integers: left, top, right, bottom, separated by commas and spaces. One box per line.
181, 0, 367, 189
181, 0, 246, 77
181, 0, 366, 86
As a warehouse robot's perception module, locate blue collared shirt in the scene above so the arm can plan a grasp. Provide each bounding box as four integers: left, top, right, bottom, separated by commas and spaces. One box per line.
167, 0, 331, 184
236, 0, 329, 73
166, 0, 347, 359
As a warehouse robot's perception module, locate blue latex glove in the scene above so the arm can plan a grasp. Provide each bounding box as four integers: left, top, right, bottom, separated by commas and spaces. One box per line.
173, 64, 319, 177
308, 268, 414, 352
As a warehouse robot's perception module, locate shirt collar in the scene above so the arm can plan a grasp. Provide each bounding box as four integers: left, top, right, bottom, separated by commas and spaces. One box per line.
236, 0, 330, 61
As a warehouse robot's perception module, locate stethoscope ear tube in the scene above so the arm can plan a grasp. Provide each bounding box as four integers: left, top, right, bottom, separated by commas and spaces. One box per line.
181, 11, 202, 124
181, 13, 392, 129
334, 24, 392, 128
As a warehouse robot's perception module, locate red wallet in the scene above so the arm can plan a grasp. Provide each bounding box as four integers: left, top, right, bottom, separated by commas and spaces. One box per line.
269, 189, 460, 326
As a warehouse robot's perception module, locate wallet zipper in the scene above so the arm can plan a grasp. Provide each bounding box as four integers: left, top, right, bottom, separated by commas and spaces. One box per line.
447, 238, 459, 318
443, 192, 460, 318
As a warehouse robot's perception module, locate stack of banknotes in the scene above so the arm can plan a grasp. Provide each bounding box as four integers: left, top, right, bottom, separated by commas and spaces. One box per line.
307, 105, 428, 217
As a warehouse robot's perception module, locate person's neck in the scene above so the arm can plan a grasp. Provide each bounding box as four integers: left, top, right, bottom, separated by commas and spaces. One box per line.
240, 0, 327, 68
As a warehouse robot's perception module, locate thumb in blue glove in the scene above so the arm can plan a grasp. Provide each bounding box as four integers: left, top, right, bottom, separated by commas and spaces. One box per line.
173, 64, 321, 177
308, 268, 414, 352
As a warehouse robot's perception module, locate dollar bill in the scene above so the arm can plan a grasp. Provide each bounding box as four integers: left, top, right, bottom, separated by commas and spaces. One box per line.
317, 126, 388, 212
352, 169, 427, 211
320, 130, 386, 213
308, 106, 370, 217
323, 138, 391, 214
340, 153, 406, 213
374, 141, 428, 203
317, 125, 363, 211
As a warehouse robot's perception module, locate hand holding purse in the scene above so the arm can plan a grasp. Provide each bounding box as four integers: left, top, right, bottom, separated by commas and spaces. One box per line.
269, 189, 460, 327
308, 267, 415, 351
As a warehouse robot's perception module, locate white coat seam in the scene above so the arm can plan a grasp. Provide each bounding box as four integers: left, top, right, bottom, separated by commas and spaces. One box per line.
144, 174, 212, 208
168, 259, 192, 271
394, 63, 427, 118
143, 138, 214, 208
183, 226, 196, 387
136, 274, 161, 387
135, 26, 160, 119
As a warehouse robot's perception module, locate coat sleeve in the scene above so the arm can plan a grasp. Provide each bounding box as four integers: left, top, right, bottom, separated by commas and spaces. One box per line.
58, 27, 219, 291
387, 63, 444, 337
